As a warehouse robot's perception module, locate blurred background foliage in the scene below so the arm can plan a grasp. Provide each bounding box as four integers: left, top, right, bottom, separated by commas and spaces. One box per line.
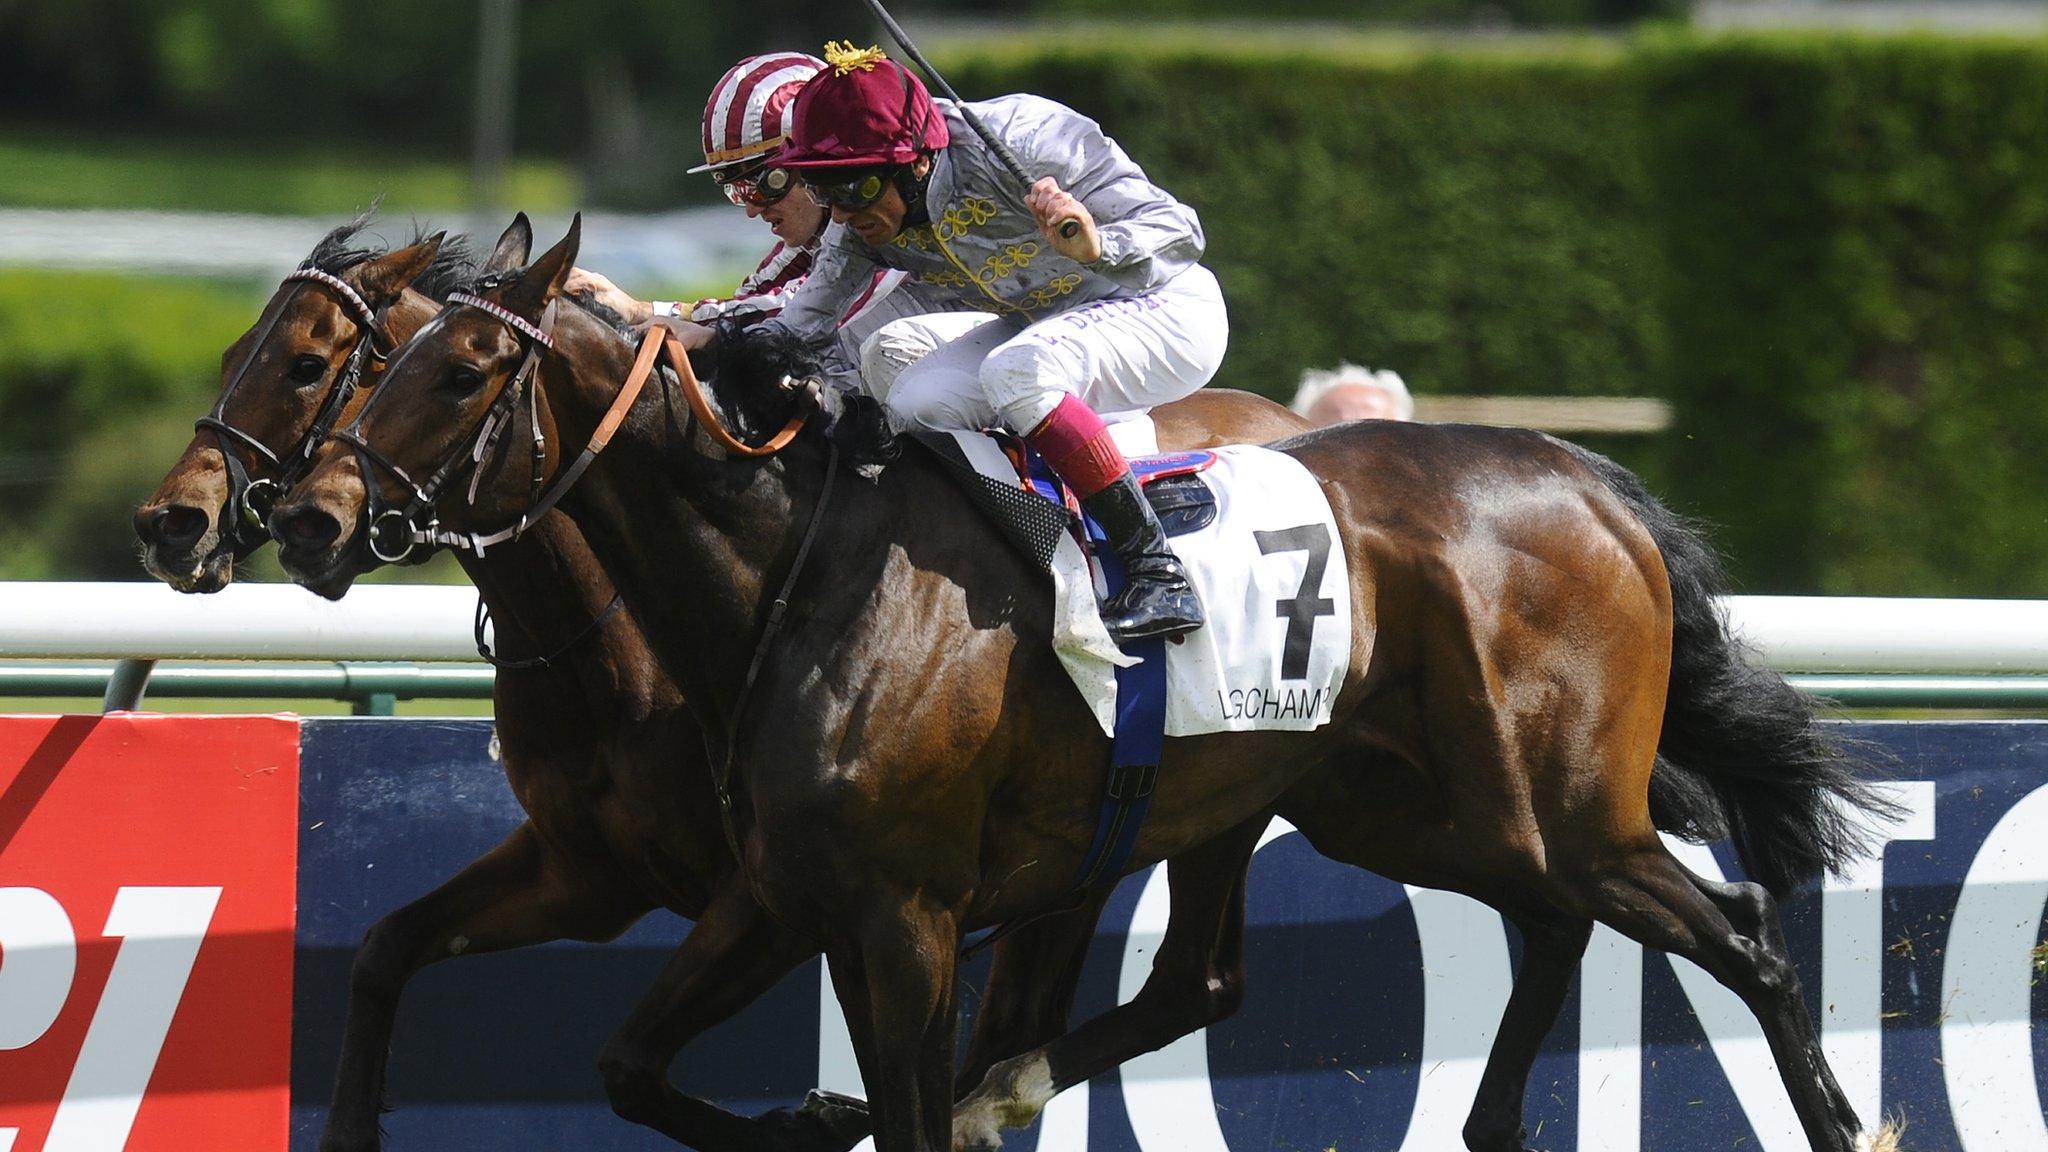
1, 1, 2045, 597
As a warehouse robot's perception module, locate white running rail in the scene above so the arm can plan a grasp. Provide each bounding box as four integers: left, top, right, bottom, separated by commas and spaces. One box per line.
2, 583, 2048, 674
0, 582, 483, 662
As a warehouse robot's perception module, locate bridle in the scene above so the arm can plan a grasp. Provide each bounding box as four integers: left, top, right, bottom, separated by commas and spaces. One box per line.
196, 265, 390, 552
337, 284, 809, 565
334, 281, 563, 564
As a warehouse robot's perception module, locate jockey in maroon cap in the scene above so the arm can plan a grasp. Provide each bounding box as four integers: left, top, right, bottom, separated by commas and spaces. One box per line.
672, 43, 1228, 644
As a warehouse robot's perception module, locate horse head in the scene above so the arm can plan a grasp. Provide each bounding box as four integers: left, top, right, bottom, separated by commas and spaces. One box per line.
269, 213, 832, 600
269, 214, 583, 597
134, 214, 465, 592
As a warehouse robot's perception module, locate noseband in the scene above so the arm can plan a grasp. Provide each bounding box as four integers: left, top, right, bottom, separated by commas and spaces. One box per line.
196, 266, 389, 552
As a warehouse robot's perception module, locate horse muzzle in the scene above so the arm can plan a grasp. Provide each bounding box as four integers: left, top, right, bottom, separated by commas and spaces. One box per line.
134, 501, 236, 592
268, 498, 363, 600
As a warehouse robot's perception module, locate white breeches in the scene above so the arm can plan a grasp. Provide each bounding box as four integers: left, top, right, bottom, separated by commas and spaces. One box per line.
858, 311, 998, 407
868, 264, 1229, 436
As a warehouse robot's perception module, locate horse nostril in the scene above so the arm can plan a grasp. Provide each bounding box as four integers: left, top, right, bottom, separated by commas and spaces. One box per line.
142, 505, 209, 551
273, 506, 342, 552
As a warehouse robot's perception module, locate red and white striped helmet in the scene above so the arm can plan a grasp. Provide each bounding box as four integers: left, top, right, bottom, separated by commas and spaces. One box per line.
688, 53, 827, 174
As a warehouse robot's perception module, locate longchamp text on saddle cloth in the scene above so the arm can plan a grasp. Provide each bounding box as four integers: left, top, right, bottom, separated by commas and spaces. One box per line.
922, 431, 1355, 738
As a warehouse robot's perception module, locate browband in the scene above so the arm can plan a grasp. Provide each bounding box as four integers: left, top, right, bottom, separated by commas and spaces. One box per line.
283, 266, 378, 329
446, 292, 556, 348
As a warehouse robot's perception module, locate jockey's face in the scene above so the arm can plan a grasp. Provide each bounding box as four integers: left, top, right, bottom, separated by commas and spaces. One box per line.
751, 186, 827, 249
830, 157, 930, 246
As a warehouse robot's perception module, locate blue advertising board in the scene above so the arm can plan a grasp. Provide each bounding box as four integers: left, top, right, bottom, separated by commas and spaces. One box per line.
291, 720, 2048, 1152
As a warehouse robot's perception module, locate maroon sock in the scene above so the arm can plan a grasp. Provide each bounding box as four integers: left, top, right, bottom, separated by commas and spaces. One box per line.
1025, 394, 1128, 499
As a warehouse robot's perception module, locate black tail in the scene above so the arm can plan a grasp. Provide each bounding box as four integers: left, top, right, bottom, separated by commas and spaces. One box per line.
1562, 441, 1901, 898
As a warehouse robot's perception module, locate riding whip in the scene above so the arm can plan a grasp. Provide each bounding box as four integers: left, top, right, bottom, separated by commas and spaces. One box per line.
856, 0, 1083, 240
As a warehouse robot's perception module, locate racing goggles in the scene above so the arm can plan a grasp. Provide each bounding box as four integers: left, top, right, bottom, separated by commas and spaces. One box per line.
711, 162, 796, 208
802, 167, 893, 212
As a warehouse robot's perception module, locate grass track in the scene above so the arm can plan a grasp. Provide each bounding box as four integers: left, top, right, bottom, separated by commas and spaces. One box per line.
0, 128, 578, 216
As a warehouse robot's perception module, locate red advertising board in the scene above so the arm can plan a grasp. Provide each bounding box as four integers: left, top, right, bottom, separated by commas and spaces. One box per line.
0, 714, 299, 1152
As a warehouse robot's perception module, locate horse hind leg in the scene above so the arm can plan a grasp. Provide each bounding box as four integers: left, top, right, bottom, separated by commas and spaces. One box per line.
955, 888, 1111, 1100
1556, 846, 1862, 1152
1460, 909, 1593, 1152
1689, 873, 1872, 1146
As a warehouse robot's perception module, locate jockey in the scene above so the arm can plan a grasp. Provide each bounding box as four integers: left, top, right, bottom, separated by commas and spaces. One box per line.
569, 52, 982, 390
675, 42, 1227, 643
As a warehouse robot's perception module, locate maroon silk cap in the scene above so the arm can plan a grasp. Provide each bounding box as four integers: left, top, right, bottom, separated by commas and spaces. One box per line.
778, 43, 950, 170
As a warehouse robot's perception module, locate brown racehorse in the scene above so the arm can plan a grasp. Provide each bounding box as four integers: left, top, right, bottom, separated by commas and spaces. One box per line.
269, 214, 1896, 1152
136, 215, 1312, 1151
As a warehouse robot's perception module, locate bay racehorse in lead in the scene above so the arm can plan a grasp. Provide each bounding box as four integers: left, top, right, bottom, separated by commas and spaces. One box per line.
271, 214, 1900, 1152
135, 214, 1315, 1151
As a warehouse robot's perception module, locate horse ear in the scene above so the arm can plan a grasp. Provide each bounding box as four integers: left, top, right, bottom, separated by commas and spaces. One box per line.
484, 213, 533, 273
351, 235, 443, 306
503, 214, 580, 315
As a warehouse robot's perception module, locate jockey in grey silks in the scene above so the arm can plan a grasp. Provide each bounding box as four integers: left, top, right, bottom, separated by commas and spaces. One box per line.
674, 42, 1229, 644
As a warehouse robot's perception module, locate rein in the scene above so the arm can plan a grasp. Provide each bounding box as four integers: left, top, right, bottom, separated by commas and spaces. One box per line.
716, 438, 840, 890
474, 592, 625, 671
197, 266, 389, 549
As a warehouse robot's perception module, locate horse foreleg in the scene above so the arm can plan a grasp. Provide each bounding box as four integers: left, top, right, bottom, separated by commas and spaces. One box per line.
321, 822, 645, 1152
1461, 910, 1593, 1152
597, 879, 843, 1152
955, 891, 1111, 1098
951, 817, 1265, 1152
848, 896, 962, 1152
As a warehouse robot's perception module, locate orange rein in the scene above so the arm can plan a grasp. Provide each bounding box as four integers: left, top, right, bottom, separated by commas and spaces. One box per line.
627, 326, 808, 458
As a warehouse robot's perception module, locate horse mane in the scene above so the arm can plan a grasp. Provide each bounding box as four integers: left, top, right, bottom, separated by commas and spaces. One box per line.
305, 206, 477, 302
307, 209, 383, 277
413, 232, 478, 301
715, 323, 900, 474
564, 290, 634, 338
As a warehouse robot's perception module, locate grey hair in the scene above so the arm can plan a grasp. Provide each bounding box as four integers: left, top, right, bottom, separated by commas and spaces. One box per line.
1289, 362, 1415, 421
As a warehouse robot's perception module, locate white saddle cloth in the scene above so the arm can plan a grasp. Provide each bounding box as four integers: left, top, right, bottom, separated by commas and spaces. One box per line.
942, 430, 1353, 738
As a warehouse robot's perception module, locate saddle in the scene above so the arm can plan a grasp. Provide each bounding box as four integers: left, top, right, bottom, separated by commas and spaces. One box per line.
912, 431, 1218, 566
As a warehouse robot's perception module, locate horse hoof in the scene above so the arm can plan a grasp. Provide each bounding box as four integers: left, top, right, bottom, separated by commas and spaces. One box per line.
755, 1089, 872, 1152
953, 1122, 1004, 1152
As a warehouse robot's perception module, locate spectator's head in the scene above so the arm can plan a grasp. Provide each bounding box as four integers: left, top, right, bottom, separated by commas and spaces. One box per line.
692, 53, 829, 248
1290, 364, 1415, 426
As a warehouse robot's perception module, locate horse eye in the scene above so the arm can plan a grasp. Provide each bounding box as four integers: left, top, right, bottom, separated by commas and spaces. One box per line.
449, 366, 486, 394
288, 354, 327, 383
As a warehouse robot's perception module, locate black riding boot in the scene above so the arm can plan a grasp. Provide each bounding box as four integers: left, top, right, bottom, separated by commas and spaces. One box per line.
1082, 472, 1206, 642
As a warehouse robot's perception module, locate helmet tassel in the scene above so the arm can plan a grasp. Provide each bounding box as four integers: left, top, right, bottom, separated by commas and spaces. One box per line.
824, 40, 888, 76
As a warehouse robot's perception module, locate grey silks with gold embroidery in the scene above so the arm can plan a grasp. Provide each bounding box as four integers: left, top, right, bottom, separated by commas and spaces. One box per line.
765, 94, 1208, 340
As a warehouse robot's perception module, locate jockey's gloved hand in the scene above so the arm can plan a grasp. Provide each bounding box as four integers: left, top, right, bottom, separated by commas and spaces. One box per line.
1026, 178, 1101, 264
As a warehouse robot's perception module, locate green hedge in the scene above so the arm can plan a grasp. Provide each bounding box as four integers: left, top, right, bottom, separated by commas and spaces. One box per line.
1641, 35, 2048, 594
942, 34, 2048, 594
0, 272, 260, 578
